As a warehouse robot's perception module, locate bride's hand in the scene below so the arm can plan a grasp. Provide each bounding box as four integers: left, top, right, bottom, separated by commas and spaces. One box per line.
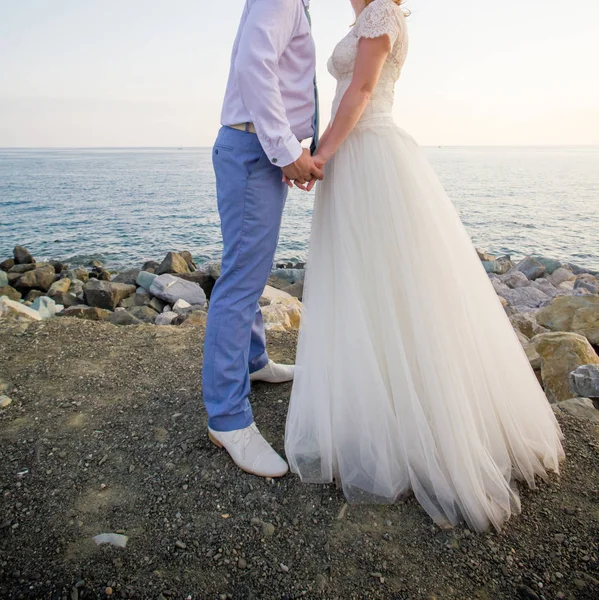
306, 154, 327, 192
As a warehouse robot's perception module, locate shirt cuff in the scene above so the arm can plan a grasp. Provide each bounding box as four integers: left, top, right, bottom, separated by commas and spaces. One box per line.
262, 134, 303, 168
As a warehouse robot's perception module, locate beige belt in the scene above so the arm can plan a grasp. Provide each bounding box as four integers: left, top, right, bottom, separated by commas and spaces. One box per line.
230, 122, 257, 134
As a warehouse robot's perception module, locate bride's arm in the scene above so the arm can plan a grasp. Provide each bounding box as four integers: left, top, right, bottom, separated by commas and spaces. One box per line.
315, 36, 390, 165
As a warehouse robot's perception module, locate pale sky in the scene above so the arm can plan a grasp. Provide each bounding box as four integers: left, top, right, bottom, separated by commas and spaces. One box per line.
0, 0, 597, 147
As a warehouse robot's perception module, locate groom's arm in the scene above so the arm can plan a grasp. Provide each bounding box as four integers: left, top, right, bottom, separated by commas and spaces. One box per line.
234, 0, 302, 168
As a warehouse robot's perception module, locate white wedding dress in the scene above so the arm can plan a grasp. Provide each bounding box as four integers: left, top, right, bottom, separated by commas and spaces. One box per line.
285, 0, 564, 532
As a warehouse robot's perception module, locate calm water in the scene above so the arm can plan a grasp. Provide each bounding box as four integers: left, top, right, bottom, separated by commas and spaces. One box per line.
1, 147, 598, 271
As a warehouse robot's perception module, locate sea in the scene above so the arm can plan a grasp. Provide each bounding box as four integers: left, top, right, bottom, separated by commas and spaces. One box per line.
1, 146, 598, 271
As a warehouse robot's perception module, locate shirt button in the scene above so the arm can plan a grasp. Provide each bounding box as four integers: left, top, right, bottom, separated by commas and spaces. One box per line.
272, 158, 278, 164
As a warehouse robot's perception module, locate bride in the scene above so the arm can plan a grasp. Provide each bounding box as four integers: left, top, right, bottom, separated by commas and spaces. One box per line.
285, 0, 565, 532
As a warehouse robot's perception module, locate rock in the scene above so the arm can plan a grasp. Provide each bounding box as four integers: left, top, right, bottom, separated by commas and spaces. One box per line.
136, 270, 157, 291
574, 273, 599, 295
112, 269, 140, 286
177, 271, 215, 298
155, 311, 179, 325
69, 279, 85, 295
557, 280, 575, 293
476, 248, 496, 262
531, 278, 559, 299
7, 272, 21, 285
491, 279, 510, 295
150, 274, 207, 306
63, 305, 112, 321
109, 310, 143, 326
172, 299, 192, 315
0, 395, 12, 408
533, 332, 599, 403
179, 251, 197, 271
13, 246, 35, 265
0, 297, 43, 321
548, 267, 575, 287
156, 252, 191, 276
180, 310, 208, 327
127, 306, 158, 324
502, 270, 531, 289
48, 278, 71, 296
9, 263, 37, 274
566, 262, 599, 276
514, 256, 545, 280
484, 256, 513, 275
281, 281, 304, 300
92, 533, 129, 548
175, 540, 187, 550
24, 289, 44, 302
536, 295, 599, 344
262, 304, 292, 330
237, 558, 247, 570
149, 297, 167, 313
499, 287, 550, 309
66, 267, 89, 283
198, 260, 222, 279
141, 260, 159, 272
0, 286, 22, 301
49, 261, 66, 273
509, 313, 548, 339
272, 297, 302, 330
532, 256, 563, 275
261, 285, 293, 304
523, 340, 542, 371
268, 268, 305, 290
90, 268, 111, 281
84, 280, 136, 310
569, 364, 599, 398
51, 291, 80, 308
0, 258, 15, 271
553, 398, 599, 423
31, 296, 57, 319
16, 265, 56, 292
0, 271, 7, 288
261, 522, 275, 537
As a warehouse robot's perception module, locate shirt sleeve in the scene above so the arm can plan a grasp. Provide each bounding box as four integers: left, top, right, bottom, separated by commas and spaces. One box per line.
354, 0, 401, 47
234, 0, 303, 167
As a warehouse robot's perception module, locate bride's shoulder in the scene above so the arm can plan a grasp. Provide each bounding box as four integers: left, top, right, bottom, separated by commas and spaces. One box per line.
355, 0, 405, 42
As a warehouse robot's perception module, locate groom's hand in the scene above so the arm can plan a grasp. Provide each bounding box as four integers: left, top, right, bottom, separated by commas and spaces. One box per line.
282, 149, 324, 190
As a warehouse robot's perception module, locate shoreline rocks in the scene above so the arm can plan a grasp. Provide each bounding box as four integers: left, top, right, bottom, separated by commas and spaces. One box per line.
3, 245, 599, 421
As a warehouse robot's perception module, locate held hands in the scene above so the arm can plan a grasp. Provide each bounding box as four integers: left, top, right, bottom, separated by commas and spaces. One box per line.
282, 148, 324, 192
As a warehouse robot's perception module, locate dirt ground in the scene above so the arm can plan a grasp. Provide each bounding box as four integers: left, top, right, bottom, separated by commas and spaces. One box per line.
0, 317, 598, 600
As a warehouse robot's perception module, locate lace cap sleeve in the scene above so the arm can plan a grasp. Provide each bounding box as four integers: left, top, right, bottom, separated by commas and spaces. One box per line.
355, 0, 401, 46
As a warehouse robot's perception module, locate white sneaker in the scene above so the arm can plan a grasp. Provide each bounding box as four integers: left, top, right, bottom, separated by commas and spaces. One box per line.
208, 423, 289, 478
249, 360, 295, 384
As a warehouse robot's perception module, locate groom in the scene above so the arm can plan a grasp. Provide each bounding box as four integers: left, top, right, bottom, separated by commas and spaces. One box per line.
202, 0, 321, 477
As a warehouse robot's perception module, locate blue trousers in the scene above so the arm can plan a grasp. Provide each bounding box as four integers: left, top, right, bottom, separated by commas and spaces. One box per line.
203, 126, 289, 431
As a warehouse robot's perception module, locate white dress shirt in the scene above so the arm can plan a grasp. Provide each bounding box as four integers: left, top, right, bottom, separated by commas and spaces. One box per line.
220, 0, 316, 168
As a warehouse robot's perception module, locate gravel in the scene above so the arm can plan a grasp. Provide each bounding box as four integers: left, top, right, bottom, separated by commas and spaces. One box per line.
0, 317, 598, 599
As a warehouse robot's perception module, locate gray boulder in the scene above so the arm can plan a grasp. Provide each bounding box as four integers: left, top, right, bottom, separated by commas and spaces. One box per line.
136, 270, 157, 291
13, 246, 35, 265
31, 296, 57, 319
574, 274, 599, 295
569, 364, 599, 399
84, 280, 136, 310
0, 286, 22, 301
0, 271, 7, 287
553, 397, 599, 423
109, 309, 143, 326
63, 305, 112, 321
112, 268, 141, 286
514, 256, 545, 280
155, 311, 179, 326
501, 270, 530, 289
499, 286, 551, 309
532, 256, 563, 275
127, 305, 158, 323
66, 267, 89, 282
548, 267, 575, 287
150, 274, 207, 307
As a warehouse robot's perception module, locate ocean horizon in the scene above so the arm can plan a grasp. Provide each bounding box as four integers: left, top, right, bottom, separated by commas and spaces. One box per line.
1, 145, 598, 271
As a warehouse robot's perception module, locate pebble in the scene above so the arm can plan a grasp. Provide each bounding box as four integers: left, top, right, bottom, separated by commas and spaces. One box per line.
175, 540, 186, 550
0, 395, 13, 408
237, 558, 247, 570
261, 522, 275, 537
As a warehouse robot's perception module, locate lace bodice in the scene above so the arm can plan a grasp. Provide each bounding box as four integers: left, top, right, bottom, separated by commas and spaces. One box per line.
328, 0, 408, 123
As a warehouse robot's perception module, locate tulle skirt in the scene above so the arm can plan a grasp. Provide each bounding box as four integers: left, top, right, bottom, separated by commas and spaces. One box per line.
284, 116, 565, 532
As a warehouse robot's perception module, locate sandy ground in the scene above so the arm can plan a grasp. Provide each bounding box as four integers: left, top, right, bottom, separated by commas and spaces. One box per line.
0, 317, 598, 600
